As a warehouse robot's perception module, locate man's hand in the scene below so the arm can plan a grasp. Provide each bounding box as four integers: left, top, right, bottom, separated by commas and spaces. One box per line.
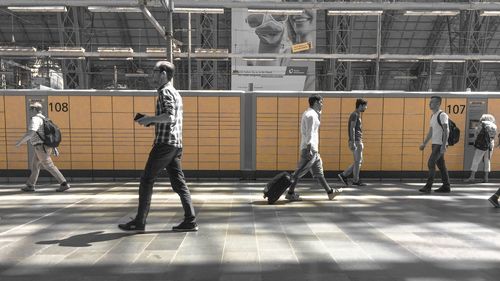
137, 115, 153, 127
419, 143, 426, 151
440, 144, 447, 154
305, 146, 314, 161
349, 141, 356, 151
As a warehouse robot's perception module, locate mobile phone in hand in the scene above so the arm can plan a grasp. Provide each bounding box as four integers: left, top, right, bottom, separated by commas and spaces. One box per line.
134, 113, 145, 121
134, 113, 151, 127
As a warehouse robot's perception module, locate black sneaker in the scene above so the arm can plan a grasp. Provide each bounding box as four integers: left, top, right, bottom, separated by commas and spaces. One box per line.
352, 181, 367, 186
172, 221, 198, 232
434, 185, 451, 193
56, 182, 70, 192
488, 195, 499, 208
118, 219, 145, 232
419, 184, 432, 193
337, 173, 348, 186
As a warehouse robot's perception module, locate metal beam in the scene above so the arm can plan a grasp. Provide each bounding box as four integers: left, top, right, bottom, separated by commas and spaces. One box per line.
5, 51, 500, 61
139, 5, 167, 40
4, 1, 500, 10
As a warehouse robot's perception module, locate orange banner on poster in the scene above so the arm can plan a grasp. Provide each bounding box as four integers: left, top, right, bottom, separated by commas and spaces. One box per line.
291, 42, 312, 53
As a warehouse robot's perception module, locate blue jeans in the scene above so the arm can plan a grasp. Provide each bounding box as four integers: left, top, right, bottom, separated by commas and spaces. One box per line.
135, 143, 196, 224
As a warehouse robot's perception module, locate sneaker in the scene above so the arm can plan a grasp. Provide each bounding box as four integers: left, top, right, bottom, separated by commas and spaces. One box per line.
118, 219, 145, 232
328, 188, 343, 200
56, 182, 70, 192
352, 181, 367, 186
337, 173, 348, 186
285, 192, 302, 201
488, 195, 499, 208
172, 221, 198, 232
419, 184, 432, 193
21, 185, 35, 192
464, 178, 475, 183
434, 185, 451, 193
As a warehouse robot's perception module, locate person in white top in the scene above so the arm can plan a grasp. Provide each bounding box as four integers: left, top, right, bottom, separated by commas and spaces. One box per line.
419, 96, 451, 193
465, 114, 498, 183
286, 94, 342, 201
15, 102, 69, 192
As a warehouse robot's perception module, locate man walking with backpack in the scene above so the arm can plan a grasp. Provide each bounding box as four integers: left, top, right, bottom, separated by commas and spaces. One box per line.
15, 102, 70, 192
419, 96, 451, 193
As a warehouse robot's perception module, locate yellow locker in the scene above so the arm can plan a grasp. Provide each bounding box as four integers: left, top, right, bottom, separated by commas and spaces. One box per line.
219, 97, 240, 170
320, 97, 341, 171
402, 98, 425, 171
277, 97, 299, 170
91, 96, 113, 170
5, 96, 27, 169
0, 96, 6, 169
488, 99, 500, 171
69, 96, 92, 169
381, 98, 404, 171
256, 97, 277, 170
112, 97, 135, 170
183, 96, 198, 170
198, 97, 219, 170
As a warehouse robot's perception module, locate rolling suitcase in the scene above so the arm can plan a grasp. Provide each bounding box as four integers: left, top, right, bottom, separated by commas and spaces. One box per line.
263, 172, 293, 204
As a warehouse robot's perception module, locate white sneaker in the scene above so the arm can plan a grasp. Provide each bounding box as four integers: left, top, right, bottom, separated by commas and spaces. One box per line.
328, 188, 343, 200
285, 192, 302, 201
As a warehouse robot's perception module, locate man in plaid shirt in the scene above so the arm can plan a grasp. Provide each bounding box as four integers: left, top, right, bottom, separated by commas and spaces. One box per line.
119, 61, 197, 232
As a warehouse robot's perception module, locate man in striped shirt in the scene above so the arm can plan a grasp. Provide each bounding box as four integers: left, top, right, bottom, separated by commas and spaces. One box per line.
119, 61, 197, 232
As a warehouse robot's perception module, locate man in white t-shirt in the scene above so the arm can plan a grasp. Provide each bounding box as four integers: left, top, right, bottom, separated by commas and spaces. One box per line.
285, 94, 342, 201
15, 102, 69, 192
418, 96, 451, 193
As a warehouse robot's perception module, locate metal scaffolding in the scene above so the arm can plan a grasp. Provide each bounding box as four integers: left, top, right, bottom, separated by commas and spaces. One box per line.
57, 7, 89, 89
194, 13, 218, 89
326, 13, 352, 91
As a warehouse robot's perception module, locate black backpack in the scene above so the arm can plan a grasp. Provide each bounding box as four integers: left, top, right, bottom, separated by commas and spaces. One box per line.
36, 117, 62, 148
474, 124, 492, 151
437, 111, 460, 146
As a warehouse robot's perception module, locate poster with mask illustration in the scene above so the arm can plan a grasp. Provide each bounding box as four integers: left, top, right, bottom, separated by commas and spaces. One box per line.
231, 3, 316, 91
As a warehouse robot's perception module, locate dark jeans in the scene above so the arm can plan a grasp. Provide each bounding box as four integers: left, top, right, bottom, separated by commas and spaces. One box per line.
135, 143, 196, 224
427, 144, 450, 186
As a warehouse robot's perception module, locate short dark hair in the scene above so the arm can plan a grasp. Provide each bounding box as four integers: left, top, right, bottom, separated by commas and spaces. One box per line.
308, 94, 323, 107
430, 96, 442, 105
155, 61, 175, 81
355, 98, 367, 109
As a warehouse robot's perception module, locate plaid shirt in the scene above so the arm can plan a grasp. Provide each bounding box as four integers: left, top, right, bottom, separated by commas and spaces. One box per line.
154, 82, 183, 147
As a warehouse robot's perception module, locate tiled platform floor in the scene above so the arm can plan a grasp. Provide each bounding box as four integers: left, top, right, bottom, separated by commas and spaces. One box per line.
1, 179, 499, 281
